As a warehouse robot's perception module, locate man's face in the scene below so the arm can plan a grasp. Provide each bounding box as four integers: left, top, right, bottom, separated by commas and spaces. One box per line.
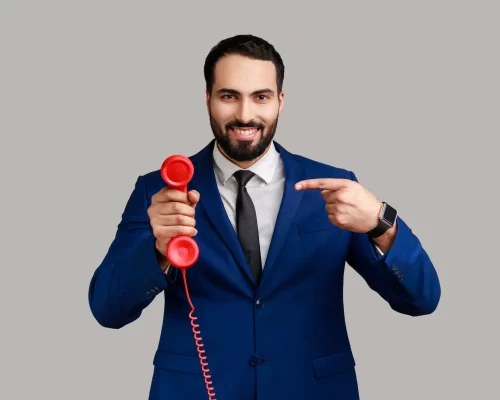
206, 54, 284, 162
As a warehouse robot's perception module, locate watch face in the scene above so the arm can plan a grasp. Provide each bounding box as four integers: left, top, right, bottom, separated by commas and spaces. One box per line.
381, 203, 397, 225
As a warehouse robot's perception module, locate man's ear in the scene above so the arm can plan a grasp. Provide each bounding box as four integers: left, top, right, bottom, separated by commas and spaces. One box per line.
278, 91, 285, 115
206, 90, 213, 114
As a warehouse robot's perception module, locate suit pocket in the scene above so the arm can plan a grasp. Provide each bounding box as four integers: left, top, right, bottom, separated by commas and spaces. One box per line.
153, 350, 203, 376
313, 350, 356, 379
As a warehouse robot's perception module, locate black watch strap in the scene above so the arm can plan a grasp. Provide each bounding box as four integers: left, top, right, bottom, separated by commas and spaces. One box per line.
367, 202, 397, 239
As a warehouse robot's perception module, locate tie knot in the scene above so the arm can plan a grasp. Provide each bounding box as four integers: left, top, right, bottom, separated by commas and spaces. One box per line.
233, 170, 255, 187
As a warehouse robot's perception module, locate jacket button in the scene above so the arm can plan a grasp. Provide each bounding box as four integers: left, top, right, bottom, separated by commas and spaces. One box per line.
256, 298, 264, 308
249, 355, 260, 366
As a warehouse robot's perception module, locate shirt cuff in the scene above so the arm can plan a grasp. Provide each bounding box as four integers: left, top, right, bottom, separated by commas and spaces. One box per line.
163, 262, 172, 275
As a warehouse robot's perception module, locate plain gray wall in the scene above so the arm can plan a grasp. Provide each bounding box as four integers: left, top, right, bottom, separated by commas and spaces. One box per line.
1, 1, 499, 398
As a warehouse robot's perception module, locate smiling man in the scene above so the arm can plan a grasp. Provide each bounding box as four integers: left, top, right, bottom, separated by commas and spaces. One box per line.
89, 34, 441, 400
207, 51, 283, 168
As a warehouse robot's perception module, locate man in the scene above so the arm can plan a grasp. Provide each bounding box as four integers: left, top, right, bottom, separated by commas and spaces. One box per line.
88, 34, 441, 400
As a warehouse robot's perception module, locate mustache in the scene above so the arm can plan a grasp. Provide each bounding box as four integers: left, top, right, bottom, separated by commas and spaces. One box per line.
226, 121, 264, 130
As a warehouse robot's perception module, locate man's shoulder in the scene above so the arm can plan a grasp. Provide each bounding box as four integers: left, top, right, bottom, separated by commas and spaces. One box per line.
133, 169, 164, 201
290, 152, 354, 181
141, 168, 162, 181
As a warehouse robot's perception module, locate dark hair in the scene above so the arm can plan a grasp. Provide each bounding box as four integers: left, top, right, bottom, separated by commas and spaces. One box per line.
204, 34, 285, 94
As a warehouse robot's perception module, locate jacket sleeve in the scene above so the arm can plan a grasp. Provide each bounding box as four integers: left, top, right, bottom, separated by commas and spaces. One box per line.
88, 175, 171, 329
345, 171, 441, 316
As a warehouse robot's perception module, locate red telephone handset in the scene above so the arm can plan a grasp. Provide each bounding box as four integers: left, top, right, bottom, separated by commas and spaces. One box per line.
160, 155, 199, 268
160, 155, 216, 400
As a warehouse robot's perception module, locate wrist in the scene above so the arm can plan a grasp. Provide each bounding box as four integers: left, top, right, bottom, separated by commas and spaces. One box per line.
154, 240, 170, 272
372, 219, 397, 253
367, 201, 397, 239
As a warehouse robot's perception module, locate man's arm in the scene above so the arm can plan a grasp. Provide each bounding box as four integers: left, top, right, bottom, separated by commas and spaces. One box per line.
346, 171, 441, 316
88, 175, 171, 329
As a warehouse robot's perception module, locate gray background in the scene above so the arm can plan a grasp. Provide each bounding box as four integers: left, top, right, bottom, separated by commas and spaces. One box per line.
1, 1, 498, 399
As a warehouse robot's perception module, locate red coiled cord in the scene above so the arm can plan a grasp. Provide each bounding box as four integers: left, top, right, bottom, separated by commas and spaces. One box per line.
181, 268, 217, 400
160, 154, 216, 399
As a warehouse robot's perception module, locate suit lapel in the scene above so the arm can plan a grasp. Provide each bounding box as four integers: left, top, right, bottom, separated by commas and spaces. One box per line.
188, 140, 256, 285
260, 142, 304, 284
187, 140, 305, 287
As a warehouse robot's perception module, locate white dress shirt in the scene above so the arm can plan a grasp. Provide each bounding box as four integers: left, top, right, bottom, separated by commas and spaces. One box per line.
212, 141, 285, 268
163, 141, 383, 275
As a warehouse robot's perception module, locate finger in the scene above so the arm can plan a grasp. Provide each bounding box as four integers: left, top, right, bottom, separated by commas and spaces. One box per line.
321, 190, 340, 204
187, 190, 200, 207
295, 178, 350, 191
154, 225, 198, 240
153, 214, 196, 227
164, 225, 198, 238
325, 203, 337, 214
156, 201, 196, 217
152, 187, 190, 204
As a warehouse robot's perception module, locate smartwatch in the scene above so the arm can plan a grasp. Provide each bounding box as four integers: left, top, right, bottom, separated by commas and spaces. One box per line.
367, 202, 397, 238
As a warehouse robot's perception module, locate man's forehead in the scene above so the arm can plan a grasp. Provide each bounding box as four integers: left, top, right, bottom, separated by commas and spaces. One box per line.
213, 54, 277, 91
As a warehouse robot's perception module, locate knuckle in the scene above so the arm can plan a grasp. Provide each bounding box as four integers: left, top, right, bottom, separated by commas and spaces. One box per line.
152, 226, 162, 238
148, 204, 157, 216
173, 202, 183, 213
337, 215, 347, 226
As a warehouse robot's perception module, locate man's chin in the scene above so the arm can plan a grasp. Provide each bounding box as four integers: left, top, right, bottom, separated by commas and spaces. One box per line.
218, 140, 265, 162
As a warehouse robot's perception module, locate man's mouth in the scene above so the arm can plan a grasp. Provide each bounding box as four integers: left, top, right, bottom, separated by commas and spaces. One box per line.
229, 127, 260, 141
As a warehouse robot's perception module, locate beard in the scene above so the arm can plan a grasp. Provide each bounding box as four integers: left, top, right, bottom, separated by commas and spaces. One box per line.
209, 112, 279, 162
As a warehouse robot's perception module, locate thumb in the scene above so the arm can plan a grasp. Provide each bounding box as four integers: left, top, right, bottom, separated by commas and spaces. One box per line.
188, 190, 200, 207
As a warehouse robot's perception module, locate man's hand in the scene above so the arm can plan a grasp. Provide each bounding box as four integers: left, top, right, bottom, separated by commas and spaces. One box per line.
295, 178, 382, 233
148, 187, 200, 271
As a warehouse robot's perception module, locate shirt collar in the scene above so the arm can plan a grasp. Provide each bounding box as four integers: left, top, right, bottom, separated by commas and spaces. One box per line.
212, 140, 280, 185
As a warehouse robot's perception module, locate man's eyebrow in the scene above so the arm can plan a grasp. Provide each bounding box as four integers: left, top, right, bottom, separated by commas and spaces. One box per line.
216, 88, 275, 95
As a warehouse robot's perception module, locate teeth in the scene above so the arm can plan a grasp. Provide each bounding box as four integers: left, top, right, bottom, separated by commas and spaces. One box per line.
234, 128, 258, 135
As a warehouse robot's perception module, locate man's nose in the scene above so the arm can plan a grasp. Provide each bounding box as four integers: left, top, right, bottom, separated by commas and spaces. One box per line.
235, 99, 254, 124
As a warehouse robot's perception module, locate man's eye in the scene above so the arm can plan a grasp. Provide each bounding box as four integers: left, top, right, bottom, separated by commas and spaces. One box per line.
257, 95, 269, 100
222, 95, 235, 99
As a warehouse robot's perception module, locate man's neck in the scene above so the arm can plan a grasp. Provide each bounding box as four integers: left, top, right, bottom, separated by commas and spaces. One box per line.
217, 142, 271, 169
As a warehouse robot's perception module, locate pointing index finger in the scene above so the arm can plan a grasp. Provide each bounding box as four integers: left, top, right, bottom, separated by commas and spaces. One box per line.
295, 178, 350, 191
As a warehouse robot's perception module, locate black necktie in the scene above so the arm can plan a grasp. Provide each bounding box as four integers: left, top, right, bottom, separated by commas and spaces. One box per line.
233, 170, 262, 284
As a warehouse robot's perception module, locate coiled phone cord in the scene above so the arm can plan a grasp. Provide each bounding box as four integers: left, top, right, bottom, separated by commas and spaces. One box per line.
181, 268, 216, 399
161, 154, 217, 400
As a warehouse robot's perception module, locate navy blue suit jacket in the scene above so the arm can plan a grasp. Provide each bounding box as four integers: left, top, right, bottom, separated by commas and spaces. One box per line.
88, 140, 441, 399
